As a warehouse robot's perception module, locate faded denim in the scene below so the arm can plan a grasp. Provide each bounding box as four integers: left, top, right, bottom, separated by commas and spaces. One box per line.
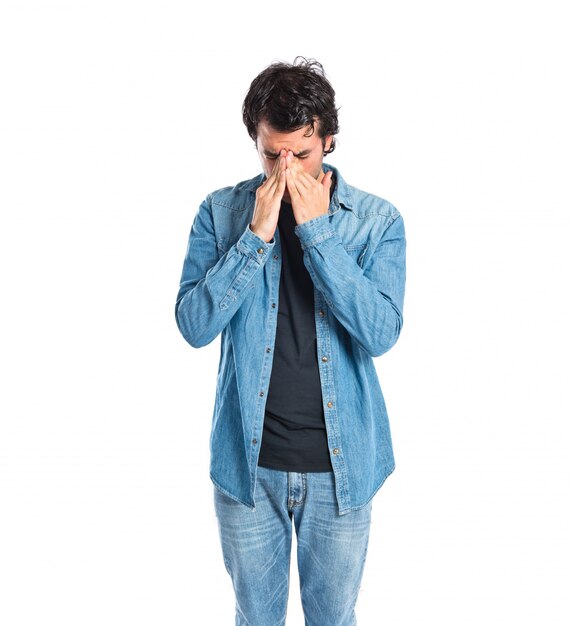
214, 466, 372, 625
175, 162, 406, 515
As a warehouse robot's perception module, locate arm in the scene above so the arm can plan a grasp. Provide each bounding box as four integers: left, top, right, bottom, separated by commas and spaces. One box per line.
294, 211, 406, 357
175, 193, 275, 348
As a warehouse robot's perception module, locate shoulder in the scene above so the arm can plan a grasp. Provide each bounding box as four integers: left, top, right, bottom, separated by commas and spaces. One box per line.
347, 182, 402, 222
327, 163, 402, 224
207, 173, 263, 208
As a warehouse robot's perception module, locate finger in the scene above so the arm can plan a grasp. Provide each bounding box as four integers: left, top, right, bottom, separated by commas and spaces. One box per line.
275, 150, 288, 176
267, 163, 287, 204
285, 167, 301, 201
271, 152, 286, 184
273, 168, 287, 198
265, 158, 280, 187
273, 151, 285, 173
285, 150, 299, 172
265, 153, 285, 191
291, 167, 315, 192
322, 170, 333, 192
260, 167, 276, 193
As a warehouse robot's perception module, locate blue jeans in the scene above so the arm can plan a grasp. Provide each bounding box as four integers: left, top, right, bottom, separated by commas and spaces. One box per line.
213, 466, 373, 625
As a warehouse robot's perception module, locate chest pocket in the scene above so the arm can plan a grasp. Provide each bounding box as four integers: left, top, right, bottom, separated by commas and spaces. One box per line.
342, 242, 368, 268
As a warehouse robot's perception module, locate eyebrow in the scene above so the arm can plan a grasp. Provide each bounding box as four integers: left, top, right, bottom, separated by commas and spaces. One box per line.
263, 148, 312, 158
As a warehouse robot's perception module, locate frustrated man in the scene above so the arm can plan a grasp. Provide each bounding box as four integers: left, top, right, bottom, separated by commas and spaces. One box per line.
175, 56, 407, 625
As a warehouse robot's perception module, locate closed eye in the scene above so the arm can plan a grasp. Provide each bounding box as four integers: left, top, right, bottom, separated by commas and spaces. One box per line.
266, 155, 308, 160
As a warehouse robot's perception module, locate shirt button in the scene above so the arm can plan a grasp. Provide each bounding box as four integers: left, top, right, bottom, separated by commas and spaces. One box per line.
321, 356, 328, 362
273, 254, 279, 260
257, 248, 264, 254
332, 447, 340, 455
252, 438, 258, 445
266, 347, 271, 353
327, 401, 333, 408
318, 310, 325, 316
259, 391, 264, 396
271, 302, 276, 308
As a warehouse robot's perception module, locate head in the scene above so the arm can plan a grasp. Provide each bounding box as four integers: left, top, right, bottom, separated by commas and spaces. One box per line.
242, 56, 340, 198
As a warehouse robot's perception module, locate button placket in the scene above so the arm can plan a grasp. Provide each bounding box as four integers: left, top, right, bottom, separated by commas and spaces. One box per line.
313, 289, 350, 509
250, 230, 281, 478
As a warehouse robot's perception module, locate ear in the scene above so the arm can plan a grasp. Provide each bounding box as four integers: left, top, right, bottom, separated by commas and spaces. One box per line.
323, 135, 333, 154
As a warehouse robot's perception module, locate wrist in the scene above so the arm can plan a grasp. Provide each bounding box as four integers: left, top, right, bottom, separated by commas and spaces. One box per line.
249, 223, 271, 243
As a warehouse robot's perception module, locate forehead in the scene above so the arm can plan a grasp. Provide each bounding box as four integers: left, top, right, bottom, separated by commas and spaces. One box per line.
256, 119, 320, 152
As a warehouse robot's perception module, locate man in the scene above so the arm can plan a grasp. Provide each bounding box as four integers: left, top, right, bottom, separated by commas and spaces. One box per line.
175, 57, 406, 625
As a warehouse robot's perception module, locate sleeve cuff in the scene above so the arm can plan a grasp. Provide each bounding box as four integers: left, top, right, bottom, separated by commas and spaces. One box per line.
294, 213, 336, 250
236, 223, 276, 264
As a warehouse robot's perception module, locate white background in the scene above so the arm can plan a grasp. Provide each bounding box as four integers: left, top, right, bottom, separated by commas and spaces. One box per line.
1, 1, 570, 624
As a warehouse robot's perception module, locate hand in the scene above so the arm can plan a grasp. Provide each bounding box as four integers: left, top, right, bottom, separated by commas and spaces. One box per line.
285, 150, 334, 226
250, 149, 287, 243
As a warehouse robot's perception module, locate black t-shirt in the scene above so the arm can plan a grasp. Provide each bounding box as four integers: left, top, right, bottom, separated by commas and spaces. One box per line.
257, 184, 335, 473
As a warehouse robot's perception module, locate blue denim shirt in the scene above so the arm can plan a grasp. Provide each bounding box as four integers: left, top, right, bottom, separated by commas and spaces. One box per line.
175, 162, 406, 515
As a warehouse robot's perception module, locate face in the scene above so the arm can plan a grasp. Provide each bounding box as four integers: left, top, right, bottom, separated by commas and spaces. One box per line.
255, 118, 333, 202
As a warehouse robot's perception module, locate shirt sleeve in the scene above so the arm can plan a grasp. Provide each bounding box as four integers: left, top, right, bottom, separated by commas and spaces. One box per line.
294, 211, 406, 357
175, 194, 275, 348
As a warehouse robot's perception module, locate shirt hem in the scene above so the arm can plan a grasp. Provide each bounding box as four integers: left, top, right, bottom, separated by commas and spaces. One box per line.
338, 462, 396, 516
210, 473, 255, 510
